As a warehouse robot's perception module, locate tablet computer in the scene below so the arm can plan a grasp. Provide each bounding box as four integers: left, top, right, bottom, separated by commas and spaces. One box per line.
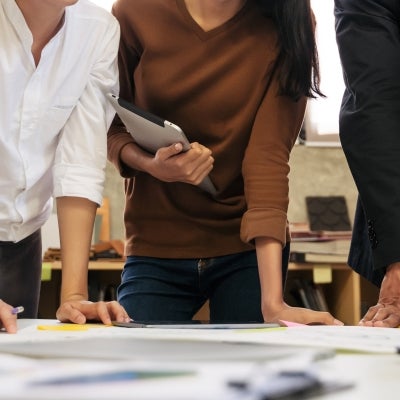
112, 320, 280, 329
108, 94, 217, 196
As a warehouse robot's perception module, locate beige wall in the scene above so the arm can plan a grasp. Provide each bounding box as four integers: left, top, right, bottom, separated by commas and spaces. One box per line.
103, 162, 126, 240
288, 145, 358, 225
104, 145, 359, 240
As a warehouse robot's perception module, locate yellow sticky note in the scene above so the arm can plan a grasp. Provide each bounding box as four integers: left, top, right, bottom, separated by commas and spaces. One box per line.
313, 266, 332, 284
41, 262, 52, 281
37, 324, 111, 331
37, 324, 89, 331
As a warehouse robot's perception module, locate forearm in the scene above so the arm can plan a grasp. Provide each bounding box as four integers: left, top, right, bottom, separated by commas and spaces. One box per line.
57, 196, 97, 303
120, 142, 154, 173
255, 237, 284, 318
381, 262, 400, 299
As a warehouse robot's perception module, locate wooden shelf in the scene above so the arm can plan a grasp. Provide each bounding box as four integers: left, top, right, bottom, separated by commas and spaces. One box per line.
41, 261, 378, 325
288, 262, 350, 271
49, 260, 351, 272
49, 260, 124, 271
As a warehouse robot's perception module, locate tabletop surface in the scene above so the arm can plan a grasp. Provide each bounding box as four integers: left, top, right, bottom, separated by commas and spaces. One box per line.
1, 319, 399, 399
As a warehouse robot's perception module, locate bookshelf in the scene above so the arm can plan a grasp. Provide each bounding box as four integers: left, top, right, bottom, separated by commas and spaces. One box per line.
286, 263, 367, 325
39, 261, 379, 325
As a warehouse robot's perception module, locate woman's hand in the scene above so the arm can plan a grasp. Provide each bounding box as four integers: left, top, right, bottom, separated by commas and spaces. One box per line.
0, 299, 18, 333
56, 300, 131, 325
262, 301, 344, 326
149, 142, 214, 185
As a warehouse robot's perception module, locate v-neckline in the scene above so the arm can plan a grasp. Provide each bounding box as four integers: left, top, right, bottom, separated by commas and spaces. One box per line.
176, 0, 249, 40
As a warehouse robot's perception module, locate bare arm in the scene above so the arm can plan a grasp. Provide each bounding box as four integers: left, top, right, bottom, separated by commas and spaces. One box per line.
55, 197, 130, 324
57, 196, 95, 304
256, 237, 343, 325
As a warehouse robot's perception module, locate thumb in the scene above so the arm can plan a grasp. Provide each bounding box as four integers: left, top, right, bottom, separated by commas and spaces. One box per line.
158, 142, 184, 159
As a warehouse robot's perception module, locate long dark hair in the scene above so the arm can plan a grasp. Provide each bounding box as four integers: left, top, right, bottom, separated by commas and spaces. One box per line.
257, 0, 323, 101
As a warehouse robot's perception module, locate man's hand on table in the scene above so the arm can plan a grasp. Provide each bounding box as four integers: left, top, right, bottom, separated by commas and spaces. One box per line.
359, 263, 400, 328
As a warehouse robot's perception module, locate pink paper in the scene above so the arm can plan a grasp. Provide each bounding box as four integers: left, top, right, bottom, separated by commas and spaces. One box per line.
279, 320, 308, 327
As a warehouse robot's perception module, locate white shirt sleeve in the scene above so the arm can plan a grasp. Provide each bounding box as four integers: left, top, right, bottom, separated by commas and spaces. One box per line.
53, 15, 120, 206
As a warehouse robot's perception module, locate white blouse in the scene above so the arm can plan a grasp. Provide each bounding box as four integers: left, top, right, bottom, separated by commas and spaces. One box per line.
0, 0, 120, 242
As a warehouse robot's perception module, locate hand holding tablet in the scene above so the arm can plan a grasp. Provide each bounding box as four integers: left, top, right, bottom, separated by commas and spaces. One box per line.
108, 94, 217, 196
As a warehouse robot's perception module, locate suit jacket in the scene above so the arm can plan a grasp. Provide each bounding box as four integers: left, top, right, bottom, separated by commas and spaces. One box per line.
335, 0, 400, 286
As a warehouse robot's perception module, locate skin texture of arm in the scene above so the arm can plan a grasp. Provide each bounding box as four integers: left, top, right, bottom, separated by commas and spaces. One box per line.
55, 197, 130, 325
255, 237, 343, 325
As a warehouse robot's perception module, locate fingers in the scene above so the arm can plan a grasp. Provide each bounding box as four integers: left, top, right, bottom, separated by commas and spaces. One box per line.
359, 303, 400, 328
92, 301, 113, 325
56, 300, 131, 326
0, 300, 18, 334
92, 301, 131, 325
372, 314, 400, 328
362, 267, 400, 328
157, 142, 184, 161
181, 143, 214, 185
265, 304, 343, 326
56, 302, 87, 324
358, 303, 382, 325
154, 142, 214, 184
321, 312, 344, 326
104, 300, 131, 323
1, 317, 17, 334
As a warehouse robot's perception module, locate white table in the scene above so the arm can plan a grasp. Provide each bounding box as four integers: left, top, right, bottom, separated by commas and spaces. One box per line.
1, 319, 399, 399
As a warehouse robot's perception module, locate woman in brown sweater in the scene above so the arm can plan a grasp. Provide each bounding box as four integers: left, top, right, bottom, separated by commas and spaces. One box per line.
108, 0, 343, 326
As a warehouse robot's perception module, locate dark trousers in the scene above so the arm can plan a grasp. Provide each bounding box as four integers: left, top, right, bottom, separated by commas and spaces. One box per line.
0, 230, 42, 318
118, 246, 289, 322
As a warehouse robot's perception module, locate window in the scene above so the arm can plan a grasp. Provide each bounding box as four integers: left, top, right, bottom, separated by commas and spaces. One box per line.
303, 0, 345, 146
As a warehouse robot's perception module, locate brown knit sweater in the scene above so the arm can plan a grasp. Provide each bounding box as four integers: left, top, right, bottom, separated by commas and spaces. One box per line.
108, 0, 306, 258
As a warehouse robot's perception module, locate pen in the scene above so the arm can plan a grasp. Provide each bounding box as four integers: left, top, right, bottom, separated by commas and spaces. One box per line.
11, 306, 24, 315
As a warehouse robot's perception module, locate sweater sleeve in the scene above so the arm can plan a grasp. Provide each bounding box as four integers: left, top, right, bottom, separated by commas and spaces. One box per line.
241, 75, 306, 246
54, 14, 120, 206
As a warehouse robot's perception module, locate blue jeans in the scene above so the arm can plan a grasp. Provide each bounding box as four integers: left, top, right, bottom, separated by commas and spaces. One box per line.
118, 246, 289, 322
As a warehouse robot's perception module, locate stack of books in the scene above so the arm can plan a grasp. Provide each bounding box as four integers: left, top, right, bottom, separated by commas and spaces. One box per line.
289, 196, 352, 263
289, 222, 351, 263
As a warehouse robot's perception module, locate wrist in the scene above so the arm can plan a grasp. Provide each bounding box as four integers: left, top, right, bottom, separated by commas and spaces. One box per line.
60, 293, 88, 304
386, 262, 400, 277
262, 296, 284, 314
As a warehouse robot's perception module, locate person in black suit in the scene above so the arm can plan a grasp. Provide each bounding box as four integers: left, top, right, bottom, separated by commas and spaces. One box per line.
335, 0, 400, 327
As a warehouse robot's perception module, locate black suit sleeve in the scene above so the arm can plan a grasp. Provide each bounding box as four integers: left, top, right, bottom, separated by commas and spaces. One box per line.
335, 0, 400, 271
